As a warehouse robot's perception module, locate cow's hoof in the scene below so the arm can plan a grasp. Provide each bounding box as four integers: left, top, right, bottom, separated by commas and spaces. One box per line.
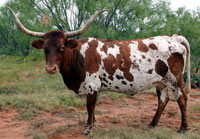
178, 129, 186, 134
81, 130, 90, 136
147, 124, 155, 129
81, 125, 92, 135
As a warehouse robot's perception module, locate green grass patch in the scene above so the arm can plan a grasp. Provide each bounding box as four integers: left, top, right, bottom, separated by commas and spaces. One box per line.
0, 55, 44, 84
191, 103, 200, 113
0, 91, 85, 119
99, 91, 127, 101
194, 92, 200, 96
91, 126, 199, 139
0, 56, 85, 120
30, 131, 47, 139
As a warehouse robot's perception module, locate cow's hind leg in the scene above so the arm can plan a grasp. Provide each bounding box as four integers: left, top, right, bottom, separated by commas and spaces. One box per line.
149, 87, 169, 128
82, 92, 97, 135
169, 78, 188, 133
177, 94, 187, 133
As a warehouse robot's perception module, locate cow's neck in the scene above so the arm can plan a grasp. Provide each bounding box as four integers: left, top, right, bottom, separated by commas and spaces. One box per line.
60, 48, 86, 94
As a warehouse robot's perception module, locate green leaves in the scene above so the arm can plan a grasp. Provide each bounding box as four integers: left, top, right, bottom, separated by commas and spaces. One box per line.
0, 0, 200, 73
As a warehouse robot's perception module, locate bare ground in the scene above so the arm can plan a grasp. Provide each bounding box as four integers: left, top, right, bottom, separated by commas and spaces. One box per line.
0, 89, 200, 139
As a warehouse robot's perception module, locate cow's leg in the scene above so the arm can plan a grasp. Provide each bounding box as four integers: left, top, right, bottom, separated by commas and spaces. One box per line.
177, 94, 187, 133
86, 92, 97, 125
170, 76, 188, 133
149, 87, 169, 127
82, 92, 97, 135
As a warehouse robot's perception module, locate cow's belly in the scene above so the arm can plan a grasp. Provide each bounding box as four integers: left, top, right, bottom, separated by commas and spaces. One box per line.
77, 65, 163, 95
99, 69, 162, 95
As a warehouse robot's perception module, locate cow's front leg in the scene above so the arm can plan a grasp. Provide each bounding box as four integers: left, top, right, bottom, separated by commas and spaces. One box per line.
82, 91, 97, 135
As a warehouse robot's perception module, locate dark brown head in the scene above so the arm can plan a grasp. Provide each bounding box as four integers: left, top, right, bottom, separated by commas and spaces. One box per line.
8, 7, 109, 74
31, 31, 79, 74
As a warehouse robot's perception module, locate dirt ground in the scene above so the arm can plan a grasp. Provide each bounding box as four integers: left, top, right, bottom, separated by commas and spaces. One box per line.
0, 88, 200, 139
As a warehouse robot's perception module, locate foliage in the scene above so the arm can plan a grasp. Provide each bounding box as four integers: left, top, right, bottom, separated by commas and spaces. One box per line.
184, 72, 200, 87
0, 0, 199, 73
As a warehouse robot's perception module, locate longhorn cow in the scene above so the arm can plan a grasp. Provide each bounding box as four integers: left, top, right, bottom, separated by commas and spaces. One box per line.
8, 7, 191, 134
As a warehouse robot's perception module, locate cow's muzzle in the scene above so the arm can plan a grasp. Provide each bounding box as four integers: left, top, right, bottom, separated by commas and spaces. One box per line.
45, 65, 59, 74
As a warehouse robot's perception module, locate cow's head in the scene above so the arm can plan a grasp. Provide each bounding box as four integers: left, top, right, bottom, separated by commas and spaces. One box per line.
30, 31, 78, 74
8, 7, 109, 74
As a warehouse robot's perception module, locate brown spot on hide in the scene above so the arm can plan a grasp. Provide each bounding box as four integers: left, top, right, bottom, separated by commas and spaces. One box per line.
155, 59, 168, 77
101, 44, 108, 53
142, 55, 145, 59
102, 78, 108, 83
132, 62, 139, 69
169, 46, 172, 52
101, 83, 108, 87
99, 76, 103, 80
115, 86, 119, 89
108, 75, 114, 81
84, 40, 101, 74
104, 54, 118, 76
167, 53, 184, 77
118, 46, 134, 81
124, 72, 134, 81
103, 44, 133, 82
148, 59, 151, 62
122, 81, 127, 85
116, 75, 121, 80
138, 40, 148, 52
149, 43, 158, 50
147, 69, 153, 74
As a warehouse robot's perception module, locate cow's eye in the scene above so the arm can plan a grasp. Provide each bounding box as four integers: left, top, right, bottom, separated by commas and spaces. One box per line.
60, 45, 65, 52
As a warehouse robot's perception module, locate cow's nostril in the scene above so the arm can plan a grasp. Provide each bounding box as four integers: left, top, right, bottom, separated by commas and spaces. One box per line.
53, 66, 56, 71
45, 65, 58, 74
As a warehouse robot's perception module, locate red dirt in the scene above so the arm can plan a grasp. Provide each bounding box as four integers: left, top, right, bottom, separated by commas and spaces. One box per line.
0, 89, 200, 139
0, 109, 31, 139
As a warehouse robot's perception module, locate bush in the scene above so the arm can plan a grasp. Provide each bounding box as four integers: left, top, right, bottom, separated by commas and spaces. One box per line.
184, 72, 200, 88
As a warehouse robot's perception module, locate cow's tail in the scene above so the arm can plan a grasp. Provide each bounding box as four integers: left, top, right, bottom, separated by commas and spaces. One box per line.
172, 34, 191, 96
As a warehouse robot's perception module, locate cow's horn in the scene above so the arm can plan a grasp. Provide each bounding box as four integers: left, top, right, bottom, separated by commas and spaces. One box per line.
65, 9, 110, 37
8, 6, 45, 38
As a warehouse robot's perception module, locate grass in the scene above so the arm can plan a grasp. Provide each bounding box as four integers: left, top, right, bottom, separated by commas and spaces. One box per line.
0, 56, 85, 120
91, 126, 200, 139
99, 91, 127, 101
1, 56, 200, 139
191, 103, 200, 114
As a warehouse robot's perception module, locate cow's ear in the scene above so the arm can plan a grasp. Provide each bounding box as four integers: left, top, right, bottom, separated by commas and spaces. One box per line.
64, 39, 78, 49
31, 40, 44, 49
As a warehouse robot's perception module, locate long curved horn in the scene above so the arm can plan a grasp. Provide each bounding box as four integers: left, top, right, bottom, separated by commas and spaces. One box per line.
8, 7, 45, 38
66, 9, 110, 37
